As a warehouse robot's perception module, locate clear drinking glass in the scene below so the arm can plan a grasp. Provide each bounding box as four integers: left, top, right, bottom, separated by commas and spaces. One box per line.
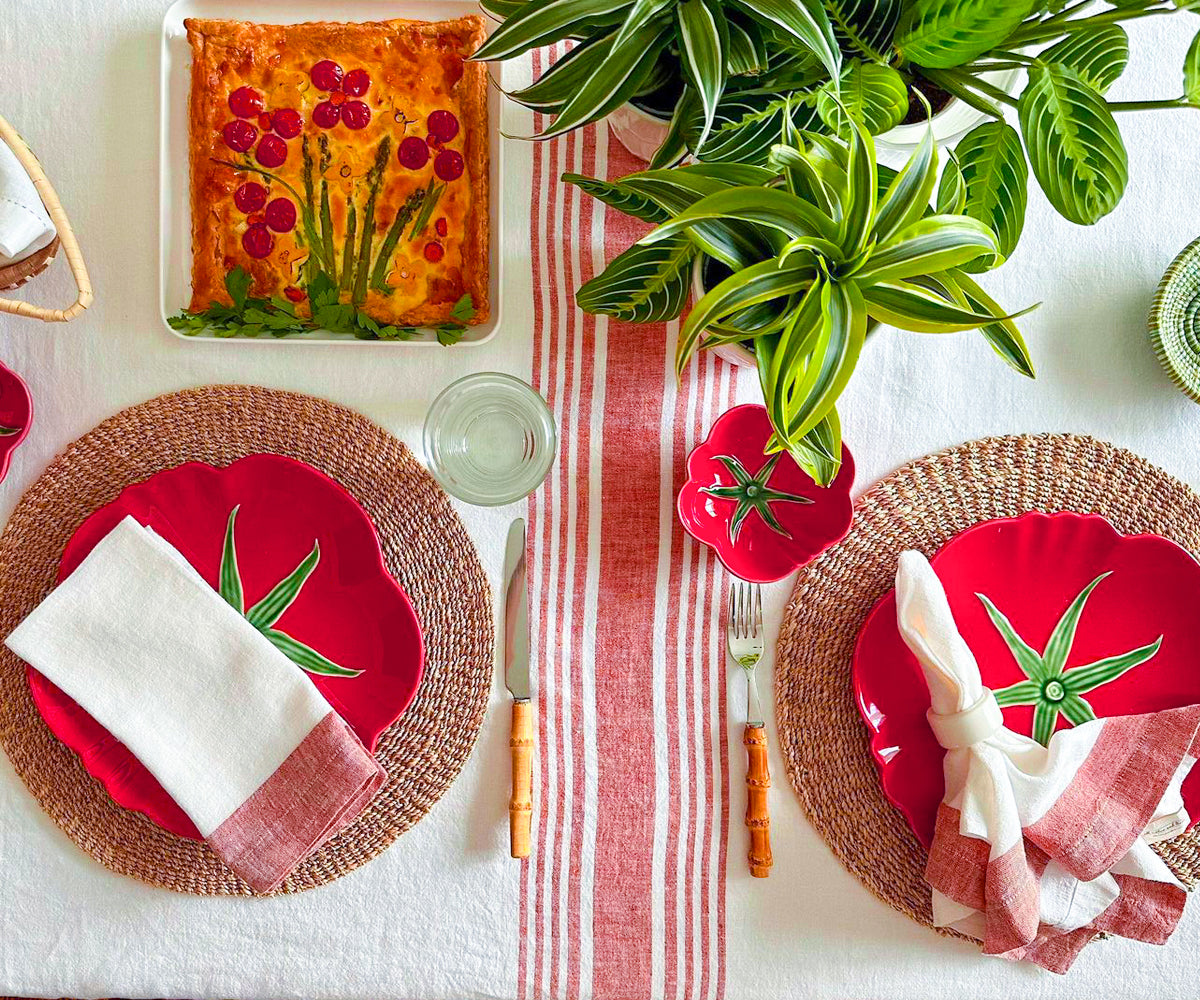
423, 372, 557, 506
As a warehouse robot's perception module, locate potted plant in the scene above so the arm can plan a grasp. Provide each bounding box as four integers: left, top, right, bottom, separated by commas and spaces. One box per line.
565, 114, 1035, 485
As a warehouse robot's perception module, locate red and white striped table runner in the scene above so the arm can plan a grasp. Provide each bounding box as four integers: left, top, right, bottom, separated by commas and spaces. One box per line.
519, 49, 737, 1000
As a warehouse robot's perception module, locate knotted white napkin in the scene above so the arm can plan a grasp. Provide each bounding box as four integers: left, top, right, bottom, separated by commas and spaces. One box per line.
896, 550, 1200, 973
0, 136, 55, 267
7, 516, 384, 893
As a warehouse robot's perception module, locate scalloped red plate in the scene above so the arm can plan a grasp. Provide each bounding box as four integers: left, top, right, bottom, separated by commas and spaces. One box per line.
26, 454, 424, 839
853, 511, 1200, 848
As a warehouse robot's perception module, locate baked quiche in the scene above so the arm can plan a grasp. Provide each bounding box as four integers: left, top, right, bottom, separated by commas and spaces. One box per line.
183, 16, 489, 333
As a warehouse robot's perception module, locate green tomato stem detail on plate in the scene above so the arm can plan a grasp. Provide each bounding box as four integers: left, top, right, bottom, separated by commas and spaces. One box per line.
0, 425, 22, 436
218, 505, 364, 678
980, 571, 1162, 746
701, 453, 812, 543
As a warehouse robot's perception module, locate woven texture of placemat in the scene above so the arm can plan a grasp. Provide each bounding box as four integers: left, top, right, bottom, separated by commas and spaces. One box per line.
0, 384, 493, 895
776, 432, 1200, 935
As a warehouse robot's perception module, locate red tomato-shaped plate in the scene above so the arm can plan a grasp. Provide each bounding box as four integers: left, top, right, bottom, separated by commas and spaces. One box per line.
854, 511, 1200, 848
27, 454, 424, 840
0, 361, 32, 484
677, 404, 855, 584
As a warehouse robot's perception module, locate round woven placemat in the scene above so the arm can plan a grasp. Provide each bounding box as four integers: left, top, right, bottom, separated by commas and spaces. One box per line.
0, 384, 493, 895
776, 432, 1200, 935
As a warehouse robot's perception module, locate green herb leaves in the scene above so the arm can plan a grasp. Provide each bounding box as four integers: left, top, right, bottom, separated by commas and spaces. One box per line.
219, 506, 364, 678
895, 0, 1034, 68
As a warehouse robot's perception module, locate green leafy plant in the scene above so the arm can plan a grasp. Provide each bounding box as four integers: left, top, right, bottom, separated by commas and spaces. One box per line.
980, 572, 1163, 745
219, 505, 363, 678
471, 0, 843, 165
702, 453, 813, 541
568, 115, 1034, 484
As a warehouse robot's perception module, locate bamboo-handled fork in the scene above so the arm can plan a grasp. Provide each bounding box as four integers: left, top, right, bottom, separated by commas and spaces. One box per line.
728, 580, 771, 877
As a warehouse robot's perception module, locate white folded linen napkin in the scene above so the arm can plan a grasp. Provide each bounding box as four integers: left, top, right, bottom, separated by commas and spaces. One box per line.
6, 515, 385, 893
895, 550, 1200, 973
0, 135, 55, 267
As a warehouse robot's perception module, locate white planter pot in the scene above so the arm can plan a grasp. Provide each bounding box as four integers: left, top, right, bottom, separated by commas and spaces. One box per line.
608, 102, 673, 163
877, 69, 1021, 152
691, 256, 756, 368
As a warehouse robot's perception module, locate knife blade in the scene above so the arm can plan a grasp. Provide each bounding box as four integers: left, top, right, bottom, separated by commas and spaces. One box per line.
502, 517, 533, 858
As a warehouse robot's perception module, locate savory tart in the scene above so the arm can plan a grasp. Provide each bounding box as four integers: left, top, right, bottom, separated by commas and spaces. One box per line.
184, 16, 489, 331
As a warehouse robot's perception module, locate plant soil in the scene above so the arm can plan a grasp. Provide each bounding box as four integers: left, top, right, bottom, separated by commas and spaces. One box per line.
901, 77, 954, 125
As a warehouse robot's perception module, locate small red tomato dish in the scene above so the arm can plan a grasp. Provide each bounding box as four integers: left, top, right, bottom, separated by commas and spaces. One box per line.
676, 404, 855, 584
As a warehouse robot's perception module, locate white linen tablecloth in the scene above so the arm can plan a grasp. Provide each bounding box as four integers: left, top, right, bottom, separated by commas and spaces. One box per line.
4, 4, 1200, 999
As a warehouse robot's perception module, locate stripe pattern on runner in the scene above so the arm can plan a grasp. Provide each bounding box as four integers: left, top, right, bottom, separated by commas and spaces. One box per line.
518, 45, 734, 1000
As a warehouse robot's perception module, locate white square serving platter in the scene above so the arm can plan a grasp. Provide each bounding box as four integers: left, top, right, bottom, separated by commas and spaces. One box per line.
159, 0, 505, 345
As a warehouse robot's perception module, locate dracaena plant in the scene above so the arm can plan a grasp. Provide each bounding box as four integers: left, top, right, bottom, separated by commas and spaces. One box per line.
727, 0, 1200, 261
470, 0, 844, 165
567, 113, 1035, 485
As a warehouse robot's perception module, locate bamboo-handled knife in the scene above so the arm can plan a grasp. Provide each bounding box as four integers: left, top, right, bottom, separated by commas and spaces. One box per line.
503, 517, 533, 859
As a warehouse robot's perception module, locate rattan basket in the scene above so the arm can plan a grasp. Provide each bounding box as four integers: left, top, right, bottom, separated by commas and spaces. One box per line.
0, 113, 91, 322
1149, 236, 1200, 403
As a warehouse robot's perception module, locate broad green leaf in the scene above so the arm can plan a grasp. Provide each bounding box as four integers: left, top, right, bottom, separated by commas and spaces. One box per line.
942, 269, 1036, 377
1032, 700, 1059, 745
562, 173, 671, 223
1018, 61, 1128, 226
817, 61, 908, 136
1186, 26, 1200, 104
726, 18, 769, 76
821, 0, 900, 59
978, 591, 1049, 681
841, 113, 878, 255
938, 121, 1026, 272
873, 128, 938, 242
769, 142, 840, 218
506, 34, 616, 111
247, 542, 321, 630
677, 0, 728, 151
764, 280, 826, 425
535, 23, 670, 139
863, 279, 1034, 332
1042, 572, 1109, 675
687, 91, 824, 166
219, 505, 244, 614
472, 0, 635, 61
775, 281, 868, 441
1042, 25, 1129, 95
855, 214, 999, 284
1063, 637, 1163, 694
264, 629, 364, 678
575, 238, 694, 323
639, 186, 840, 246
729, 0, 841, 79
678, 258, 816, 374
895, 0, 1035, 69
1058, 693, 1096, 727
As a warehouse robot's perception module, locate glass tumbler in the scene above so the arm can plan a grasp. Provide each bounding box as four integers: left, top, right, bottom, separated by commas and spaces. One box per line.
422, 372, 557, 506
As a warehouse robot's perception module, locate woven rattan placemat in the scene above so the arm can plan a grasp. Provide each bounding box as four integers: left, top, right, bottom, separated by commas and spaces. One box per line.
776, 432, 1200, 934
0, 384, 493, 895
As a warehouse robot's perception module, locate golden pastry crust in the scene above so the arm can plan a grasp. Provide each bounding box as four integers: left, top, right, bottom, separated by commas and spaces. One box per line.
185, 15, 489, 328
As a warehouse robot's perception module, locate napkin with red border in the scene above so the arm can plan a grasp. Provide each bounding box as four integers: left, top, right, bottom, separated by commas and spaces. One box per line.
895, 550, 1200, 973
6, 515, 385, 892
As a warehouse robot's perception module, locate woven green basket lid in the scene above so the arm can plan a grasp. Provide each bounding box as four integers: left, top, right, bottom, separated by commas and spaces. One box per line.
1150, 237, 1200, 403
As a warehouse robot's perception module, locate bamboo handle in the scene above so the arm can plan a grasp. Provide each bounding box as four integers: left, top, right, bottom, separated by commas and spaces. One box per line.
509, 699, 533, 859
744, 724, 772, 877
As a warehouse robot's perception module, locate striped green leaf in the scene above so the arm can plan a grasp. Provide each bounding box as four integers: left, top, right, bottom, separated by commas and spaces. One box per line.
895, 0, 1035, 69
575, 238, 695, 323
246, 542, 321, 629
873, 128, 937, 242
506, 34, 616, 111
1057, 693, 1097, 728
726, 18, 768, 76
1032, 699, 1059, 746
640, 186, 840, 245
729, 0, 841, 79
649, 86, 700, 169
841, 113, 877, 255
942, 269, 1036, 377
677, 0, 728, 151
817, 61, 908, 136
472, 0, 635, 61
977, 592, 1049, 681
993, 679, 1040, 706
864, 279, 1033, 331
1185, 26, 1200, 104
854, 215, 999, 284
937, 122, 1026, 273
687, 91, 824, 166
1018, 61, 1128, 226
219, 505, 244, 614
936, 152, 966, 215
763, 280, 826, 425
562, 173, 671, 223
1063, 637, 1163, 694
264, 629, 364, 678
1042, 572, 1110, 675
1042, 25, 1129, 94
821, 0, 900, 59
